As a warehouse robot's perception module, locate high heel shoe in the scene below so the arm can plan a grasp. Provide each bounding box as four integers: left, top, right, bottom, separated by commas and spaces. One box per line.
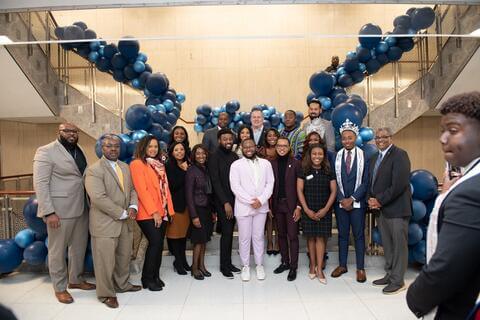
308, 267, 317, 280
191, 270, 204, 280
199, 268, 211, 277
267, 250, 273, 256
273, 250, 280, 256
182, 261, 192, 272
154, 277, 165, 288
173, 261, 187, 275
141, 279, 162, 291
317, 271, 327, 285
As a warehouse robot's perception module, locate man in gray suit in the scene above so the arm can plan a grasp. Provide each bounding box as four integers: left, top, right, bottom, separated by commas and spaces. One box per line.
85, 134, 141, 309
202, 112, 230, 153
33, 123, 95, 304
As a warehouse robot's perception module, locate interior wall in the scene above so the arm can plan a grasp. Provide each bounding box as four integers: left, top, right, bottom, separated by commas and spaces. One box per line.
0, 120, 97, 179
53, 4, 416, 121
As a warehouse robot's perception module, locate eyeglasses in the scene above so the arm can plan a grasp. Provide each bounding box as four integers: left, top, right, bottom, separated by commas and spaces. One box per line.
60, 129, 78, 134
374, 135, 391, 140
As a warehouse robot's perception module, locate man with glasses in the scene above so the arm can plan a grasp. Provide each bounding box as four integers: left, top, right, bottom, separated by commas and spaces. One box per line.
270, 137, 302, 281
368, 127, 412, 295
33, 123, 95, 304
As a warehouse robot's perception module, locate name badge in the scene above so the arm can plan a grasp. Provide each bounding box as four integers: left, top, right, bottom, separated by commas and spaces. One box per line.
306, 174, 314, 180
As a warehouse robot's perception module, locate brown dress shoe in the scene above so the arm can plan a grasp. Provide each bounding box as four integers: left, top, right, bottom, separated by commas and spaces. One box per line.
330, 266, 348, 278
55, 291, 74, 304
120, 284, 142, 292
102, 297, 119, 309
356, 269, 367, 283
68, 281, 96, 290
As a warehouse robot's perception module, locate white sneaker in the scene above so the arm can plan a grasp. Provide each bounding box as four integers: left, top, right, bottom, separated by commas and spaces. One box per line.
241, 266, 250, 282
256, 265, 266, 280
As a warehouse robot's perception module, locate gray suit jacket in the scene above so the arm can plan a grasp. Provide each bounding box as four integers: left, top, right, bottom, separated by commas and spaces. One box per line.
85, 157, 138, 238
202, 127, 219, 153
33, 140, 87, 219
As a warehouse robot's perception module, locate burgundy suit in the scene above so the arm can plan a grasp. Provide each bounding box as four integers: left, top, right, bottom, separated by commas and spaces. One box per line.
271, 156, 301, 269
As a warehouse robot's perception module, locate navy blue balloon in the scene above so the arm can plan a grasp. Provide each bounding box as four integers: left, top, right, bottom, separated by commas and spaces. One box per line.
138, 71, 151, 86
309, 71, 335, 96
226, 100, 240, 114
333, 93, 349, 107
411, 199, 427, 222
330, 87, 346, 99
199, 104, 212, 117
196, 114, 208, 125
242, 112, 251, 125
111, 53, 127, 69
348, 98, 368, 118
321, 109, 332, 121
412, 240, 426, 264
96, 57, 111, 72
351, 70, 365, 84
123, 64, 138, 80
194, 123, 203, 133
270, 114, 281, 126
88, 51, 99, 63
151, 110, 167, 125
125, 104, 153, 131
411, 7, 435, 31
24, 241, 48, 266
375, 41, 389, 54
394, 15, 412, 29
146, 73, 169, 96
337, 74, 353, 88
103, 44, 118, 59
113, 69, 127, 83
118, 37, 140, 60
376, 53, 389, 66
295, 112, 304, 123
356, 46, 372, 63
387, 46, 404, 61
73, 21, 88, 31
63, 25, 84, 41
84, 252, 94, 273
145, 97, 162, 107
408, 223, 423, 246
263, 120, 272, 130
167, 113, 177, 124
144, 63, 153, 73
23, 196, 47, 236
54, 26, 65, 39
331, 102, 363, 129
0, 240, 23, 273
366, 59, 381, 74
163, 91, 177, 103
131, 78, 142, 89
84, 28, 96, 40
344, 58, 359, 73
204, 123, 214, 131
149, 123, 164, 140
133, 61, 145, 73
397, 37, 415, 52
358, 23, 382, 49
127, 140, 136, 156
410, 170, 438, 201
361, 143, 378, 160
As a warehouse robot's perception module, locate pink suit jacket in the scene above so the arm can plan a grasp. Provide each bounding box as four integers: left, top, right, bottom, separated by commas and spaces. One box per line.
229, 157, 274, 217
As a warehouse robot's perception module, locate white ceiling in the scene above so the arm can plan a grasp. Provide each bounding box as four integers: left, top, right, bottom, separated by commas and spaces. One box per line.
0, 46, 57, 121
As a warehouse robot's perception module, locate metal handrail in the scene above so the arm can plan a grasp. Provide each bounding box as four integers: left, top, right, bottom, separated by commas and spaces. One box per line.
0, 174, 33, 180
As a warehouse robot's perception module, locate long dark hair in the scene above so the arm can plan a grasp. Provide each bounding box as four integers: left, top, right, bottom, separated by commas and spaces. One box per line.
263, 128, 280, 148
302, 131, 325, 160
190, 144, 209, 167
167, 141, 189, 167
169, 126, 190, 150
302, 143, 331, 175
134, 135, 160, 163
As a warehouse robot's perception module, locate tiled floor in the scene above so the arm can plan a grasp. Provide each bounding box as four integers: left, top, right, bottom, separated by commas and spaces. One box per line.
1, 254, 420, 320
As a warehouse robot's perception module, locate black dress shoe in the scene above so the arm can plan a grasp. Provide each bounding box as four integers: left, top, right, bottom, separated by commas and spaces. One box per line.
173, 261, 187, 275
273, 263, 290, 274
267, 250, 273, 256
141, 280, 162, 291
382, 283, 406, 295
199, 269, 212, 277
229, 265, 241, 274
287, 269, 297, 281
221, 268, 234, 279
182, 261, 192, 272
273, 250, 280, 256
154, 277, 165, 288
191, 271, 204, 280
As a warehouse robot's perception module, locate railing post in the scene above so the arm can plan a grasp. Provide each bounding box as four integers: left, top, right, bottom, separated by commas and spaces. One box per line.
393, 61, 399, 118
120, 83, 125, 133
90, 63, 97, 123
435, 6, 443, 77
63, 49, 69, 105
27, 12, 33, 57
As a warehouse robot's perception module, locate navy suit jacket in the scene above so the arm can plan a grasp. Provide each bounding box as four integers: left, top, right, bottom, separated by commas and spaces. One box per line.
335, 149, 369, 208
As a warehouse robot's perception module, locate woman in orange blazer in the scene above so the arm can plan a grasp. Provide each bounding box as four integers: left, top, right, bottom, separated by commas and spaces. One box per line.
130, 135, 174, 291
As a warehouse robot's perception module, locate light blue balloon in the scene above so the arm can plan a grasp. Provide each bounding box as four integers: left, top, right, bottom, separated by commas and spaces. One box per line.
277, 123, 285, 131
268, 106, 276, 115
346, 51, 356, 59
88, 51, 99, 62
220, 105, 226, 113
211, 116, 219, 125
233, 113, 241, 122
176, 92, 186, 103
212, 107, 220, 117
262, 110, 270, 118
15, 229, 35, 249
163, 99, 174, 112
336, 67, 347, 76
228, 122, 235, 129
194, 123, 203, 132
155, 104, 166, 113
133, 61, 145, 73
131, 78, 141, 89
359, 127, 374, 142
136, 52, 148, 63
131, 130, 148, 141
320, 97, 332, 110
146, 105, 157, 113
355, 135, 363, 147
358, 63, 367, 72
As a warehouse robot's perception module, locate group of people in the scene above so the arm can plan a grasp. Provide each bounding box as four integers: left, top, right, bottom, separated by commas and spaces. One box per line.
32, 92, 480, 320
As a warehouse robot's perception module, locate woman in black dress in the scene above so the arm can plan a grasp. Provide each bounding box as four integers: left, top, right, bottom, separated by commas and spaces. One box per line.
185, 144, 213, 280
165, 141, 191, 275
297, 144, 337, 284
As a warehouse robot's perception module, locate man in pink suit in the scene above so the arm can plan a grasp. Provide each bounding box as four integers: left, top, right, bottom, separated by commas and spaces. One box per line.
229, 139, 275, 282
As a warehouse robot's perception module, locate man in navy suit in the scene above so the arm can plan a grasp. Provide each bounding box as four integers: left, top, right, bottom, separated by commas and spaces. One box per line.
331, 119, 369, 283
407, 92, 480, 319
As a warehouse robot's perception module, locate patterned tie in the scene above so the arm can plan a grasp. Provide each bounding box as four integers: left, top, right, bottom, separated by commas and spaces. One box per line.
372, 152, 383, 183
114, 163, 124, 191
346, 150, 352, 175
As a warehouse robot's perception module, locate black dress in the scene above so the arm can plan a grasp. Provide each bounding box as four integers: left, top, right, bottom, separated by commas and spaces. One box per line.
300, 167, 335, 237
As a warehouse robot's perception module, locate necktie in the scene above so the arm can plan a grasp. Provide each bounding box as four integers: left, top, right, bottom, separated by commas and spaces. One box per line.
372, 152, 383, 183
114, 163, 124, 191
346, 150, 352, 175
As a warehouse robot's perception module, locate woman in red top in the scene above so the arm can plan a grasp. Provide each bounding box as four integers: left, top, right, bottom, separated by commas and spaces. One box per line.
130, 136, 174, 291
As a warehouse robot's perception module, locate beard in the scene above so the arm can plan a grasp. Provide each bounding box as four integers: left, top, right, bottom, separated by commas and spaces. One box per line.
59, 135, 77, 149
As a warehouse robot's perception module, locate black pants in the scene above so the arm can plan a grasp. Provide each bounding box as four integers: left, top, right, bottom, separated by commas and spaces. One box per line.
137, 219, 167, 282
167, 237, 188, 265
216, 205, 235, 269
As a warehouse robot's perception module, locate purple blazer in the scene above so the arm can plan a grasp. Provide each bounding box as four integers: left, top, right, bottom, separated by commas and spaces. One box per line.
271, 157, 302, 215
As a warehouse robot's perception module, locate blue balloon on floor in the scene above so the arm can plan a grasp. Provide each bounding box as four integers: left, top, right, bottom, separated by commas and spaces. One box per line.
309, 71, 335, 96
412, 240, 426, 264
0, 239, 24, 273
23, 196, 47, 236
15, 229, 35, 249
411, 199, 427, 222
410, 169, 438, 201
24, 241, 48, 266
372, 227, 382, 246
125, 104, 152, 131
408, 223, 423, 246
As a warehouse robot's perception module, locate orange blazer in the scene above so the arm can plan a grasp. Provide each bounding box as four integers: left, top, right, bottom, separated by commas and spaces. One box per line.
130, 159, 175, 221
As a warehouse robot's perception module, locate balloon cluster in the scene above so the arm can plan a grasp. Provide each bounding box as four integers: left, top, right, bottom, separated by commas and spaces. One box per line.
0, 196, 93, 273
372, 169, 438, 265
193, 101, 304, 134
